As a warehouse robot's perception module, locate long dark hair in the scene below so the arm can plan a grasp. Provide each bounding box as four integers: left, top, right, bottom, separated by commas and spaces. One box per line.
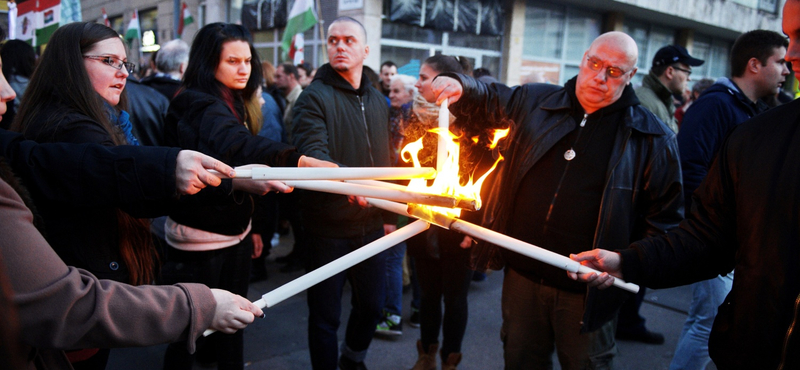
10, 22, 126, 144
183, 23, 263, 126
10, 22, 155, 286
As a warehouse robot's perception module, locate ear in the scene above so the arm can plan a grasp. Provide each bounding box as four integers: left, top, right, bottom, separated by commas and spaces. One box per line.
179, 62, 186, 74
664, 66, 675, 79
629, 67, 638, 81
364, 45, 370, 59
747, 57, 761, 74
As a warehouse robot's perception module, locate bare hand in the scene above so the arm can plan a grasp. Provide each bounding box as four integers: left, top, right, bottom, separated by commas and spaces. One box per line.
384, 224, 397, 235
175, 150, 235, 195
252, 233, 264, 258
209, 289, 264, 334
459, 236, 474, 249
431, 76, 464, 106
566, 250, 623, 290
298, 155, 338, 168
231, 165, 293, 195
347, 195, 369, 208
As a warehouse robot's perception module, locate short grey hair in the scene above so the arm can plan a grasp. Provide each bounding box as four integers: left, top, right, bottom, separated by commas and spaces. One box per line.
390, 74, 418, 97
156, 39, 190, 73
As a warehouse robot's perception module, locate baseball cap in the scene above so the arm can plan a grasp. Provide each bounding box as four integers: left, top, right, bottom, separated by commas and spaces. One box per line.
652, 45, 705, 67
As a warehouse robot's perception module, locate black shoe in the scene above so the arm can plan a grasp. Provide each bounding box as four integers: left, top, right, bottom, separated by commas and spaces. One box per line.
338, 356, 367, 370
408, 307, 420, 328
615, 328, 665, 345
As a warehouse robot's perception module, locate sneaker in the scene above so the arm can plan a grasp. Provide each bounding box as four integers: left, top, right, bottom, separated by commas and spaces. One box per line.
338, 356, 368, 370
375, 314, 402, 337
408, 307, 420, 328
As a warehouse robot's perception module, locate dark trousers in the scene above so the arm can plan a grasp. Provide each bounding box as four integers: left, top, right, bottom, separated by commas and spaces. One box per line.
160, 237, 254, 370
306, 229, 387, 370
415, 255, 472, 358
501, 267, 616, 370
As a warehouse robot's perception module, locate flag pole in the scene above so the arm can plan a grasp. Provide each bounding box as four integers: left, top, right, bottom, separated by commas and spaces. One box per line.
316, 0, 326, 64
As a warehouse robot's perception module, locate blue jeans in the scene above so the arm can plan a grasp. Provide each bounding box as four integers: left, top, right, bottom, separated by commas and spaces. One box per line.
501, 267, 616, 370
383, 242, 406, 316
306, 229, 387, 370
669, 272, 734, 370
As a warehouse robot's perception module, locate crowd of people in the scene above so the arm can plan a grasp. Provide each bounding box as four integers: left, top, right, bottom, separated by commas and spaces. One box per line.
1, 2, 800, 369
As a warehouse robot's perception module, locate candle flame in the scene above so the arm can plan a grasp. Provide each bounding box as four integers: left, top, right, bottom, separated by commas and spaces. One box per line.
400, 127, 509, 218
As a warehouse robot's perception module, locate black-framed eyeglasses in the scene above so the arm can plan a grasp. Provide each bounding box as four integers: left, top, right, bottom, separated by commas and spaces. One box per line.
585, 56, 631, 79
671, 65, 692, 76
83, 55, 135, 74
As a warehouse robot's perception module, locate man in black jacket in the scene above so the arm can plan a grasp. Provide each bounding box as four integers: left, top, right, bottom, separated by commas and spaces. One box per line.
571, 2, 800, 368
432, 31, 683, 369
291, 17, 394, 370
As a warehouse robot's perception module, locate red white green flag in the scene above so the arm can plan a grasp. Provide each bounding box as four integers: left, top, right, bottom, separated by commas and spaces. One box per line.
35, 0, 61, 46
178, 2, 194, 37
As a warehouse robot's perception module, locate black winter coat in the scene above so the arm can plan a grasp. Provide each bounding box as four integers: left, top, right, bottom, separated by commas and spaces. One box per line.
164, 88, 302, 235
291, 64, 394, 238
16, 102, 176, 282
447, 73, 684, 332
621, 98, 800, 369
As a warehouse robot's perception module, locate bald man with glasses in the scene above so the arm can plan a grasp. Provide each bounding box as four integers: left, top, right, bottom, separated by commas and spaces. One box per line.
431, 32, 683, 369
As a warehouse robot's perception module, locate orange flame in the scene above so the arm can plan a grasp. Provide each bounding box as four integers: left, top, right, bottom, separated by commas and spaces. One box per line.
400, 127, 509, 218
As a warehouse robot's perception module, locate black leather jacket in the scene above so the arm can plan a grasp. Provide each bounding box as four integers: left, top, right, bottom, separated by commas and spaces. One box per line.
446, 73, 684, 331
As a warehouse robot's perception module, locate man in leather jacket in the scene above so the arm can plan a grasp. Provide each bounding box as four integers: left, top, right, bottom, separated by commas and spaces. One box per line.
571, 2, 800, 368
431, 32, 683, 369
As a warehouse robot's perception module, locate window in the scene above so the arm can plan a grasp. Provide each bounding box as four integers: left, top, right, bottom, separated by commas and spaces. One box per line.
521, 1, 601, 84
380, 19, 502, 79
691, 35, 731, 80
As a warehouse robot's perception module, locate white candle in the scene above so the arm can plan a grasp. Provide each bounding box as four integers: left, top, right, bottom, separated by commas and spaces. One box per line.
203, 220, 431, 336
285, 180, 461, 208
371, 199, 640, 294
346, 180, 478, 211
230, 167, 436, 181
437, 99, 449, 172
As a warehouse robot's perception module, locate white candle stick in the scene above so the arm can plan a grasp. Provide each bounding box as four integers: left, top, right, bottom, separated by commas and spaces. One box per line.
345, 180, 479, 211
218, 167, 436, 181
366, 199, 639, 294
437, 99, 449, 173
285, 180, 470, 209
203, 220, 431, 337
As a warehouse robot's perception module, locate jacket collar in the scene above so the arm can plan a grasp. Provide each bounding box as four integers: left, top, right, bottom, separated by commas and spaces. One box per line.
313, 63, 371, 95
642, 71, 674, 105
539, 77, 664, 135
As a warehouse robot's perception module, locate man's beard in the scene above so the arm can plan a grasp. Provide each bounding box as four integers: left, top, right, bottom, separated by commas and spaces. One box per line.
332, 64, 350, 72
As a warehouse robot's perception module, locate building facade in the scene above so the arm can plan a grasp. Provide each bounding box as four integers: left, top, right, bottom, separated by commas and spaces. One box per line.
0, 0, 787, 87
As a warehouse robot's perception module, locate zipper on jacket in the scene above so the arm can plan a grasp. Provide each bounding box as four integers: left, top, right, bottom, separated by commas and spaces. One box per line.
778, 292, 800, 370
544, 114, 588, 226
358, 95, 375, 166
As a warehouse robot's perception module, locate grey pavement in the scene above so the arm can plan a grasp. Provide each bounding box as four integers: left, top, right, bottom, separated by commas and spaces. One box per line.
108, 234, 714, 370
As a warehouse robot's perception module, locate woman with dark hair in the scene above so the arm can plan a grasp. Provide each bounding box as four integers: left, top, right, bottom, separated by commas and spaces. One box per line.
160, 22, 332, 370
405, 54, 471, 370
0, 39, 35, 128
9, 22, 162, 369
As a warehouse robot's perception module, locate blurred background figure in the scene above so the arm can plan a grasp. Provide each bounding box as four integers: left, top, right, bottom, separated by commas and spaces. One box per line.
0, 40, 36, 129
141, 39, 189, 100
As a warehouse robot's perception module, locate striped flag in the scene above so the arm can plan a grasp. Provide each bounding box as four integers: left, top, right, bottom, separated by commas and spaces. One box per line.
101, 7, 110, 27
178, 2, 194, 37
124, 9, 140, 41
15, 0, 37, 44
281, 0, 317, 61
35, 0, 61, 45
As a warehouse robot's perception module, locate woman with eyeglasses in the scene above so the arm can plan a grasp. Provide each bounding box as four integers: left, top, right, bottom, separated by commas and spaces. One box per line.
9, 22, 161, 369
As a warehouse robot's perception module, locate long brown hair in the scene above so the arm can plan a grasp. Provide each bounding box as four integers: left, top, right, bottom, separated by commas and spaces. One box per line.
10, 22, 156, 285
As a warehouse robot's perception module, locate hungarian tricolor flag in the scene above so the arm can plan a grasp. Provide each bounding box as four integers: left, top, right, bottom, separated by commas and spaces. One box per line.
281, 0, 317, 61
124, 9, 140, 42
101, 7, 110, 27
35, 0, 60, 45
178, 2, 194, 37
15, 0, 60, 46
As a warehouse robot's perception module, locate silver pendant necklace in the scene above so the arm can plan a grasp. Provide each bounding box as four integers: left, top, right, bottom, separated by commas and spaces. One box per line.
564, 114, 588, 161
